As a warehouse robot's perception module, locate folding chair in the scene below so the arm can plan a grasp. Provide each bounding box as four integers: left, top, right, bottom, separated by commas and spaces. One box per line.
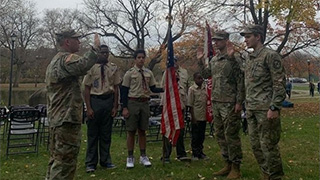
147, 116, 161, 142
6, 109, 41, 158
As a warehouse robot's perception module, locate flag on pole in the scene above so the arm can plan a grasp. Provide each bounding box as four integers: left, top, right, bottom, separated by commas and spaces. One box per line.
204, 21, 215, 123
161, 26, 184, 146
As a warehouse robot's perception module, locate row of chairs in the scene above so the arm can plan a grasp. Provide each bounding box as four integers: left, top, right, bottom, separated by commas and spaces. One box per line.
0, 104, 49, 158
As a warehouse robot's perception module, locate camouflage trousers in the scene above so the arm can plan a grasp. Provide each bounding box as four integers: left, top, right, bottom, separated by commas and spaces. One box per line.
46, 122, 81, 180
212, 102, 242, 164
246, 110, 284, 179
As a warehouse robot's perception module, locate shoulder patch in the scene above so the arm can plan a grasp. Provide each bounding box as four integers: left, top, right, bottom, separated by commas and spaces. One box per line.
273, 60, 281, 69
65, 54, 74, 63
65, 54, 81, 64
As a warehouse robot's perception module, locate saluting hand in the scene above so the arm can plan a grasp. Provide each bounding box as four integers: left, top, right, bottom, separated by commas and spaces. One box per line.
226, 40, 235, 57
93, 33, 101, 51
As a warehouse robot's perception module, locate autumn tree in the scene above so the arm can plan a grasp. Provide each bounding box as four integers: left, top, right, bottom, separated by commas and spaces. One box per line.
79, 0, 213, 70
208, 0, 320, 58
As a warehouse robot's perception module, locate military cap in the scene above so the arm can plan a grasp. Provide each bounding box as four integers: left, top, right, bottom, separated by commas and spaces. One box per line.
240, 24, 264, 36
212, 31, 229, 40
55, 29, 81, 39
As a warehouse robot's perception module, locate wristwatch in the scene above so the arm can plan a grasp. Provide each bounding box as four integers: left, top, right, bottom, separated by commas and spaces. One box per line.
269, 105, 279, 111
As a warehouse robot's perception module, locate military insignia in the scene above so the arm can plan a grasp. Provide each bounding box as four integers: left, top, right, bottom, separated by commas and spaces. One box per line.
273, 60, 281, 69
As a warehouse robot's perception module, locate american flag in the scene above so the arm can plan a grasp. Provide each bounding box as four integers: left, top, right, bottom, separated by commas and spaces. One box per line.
204, 21, 215, 123
160, 26, 184, 146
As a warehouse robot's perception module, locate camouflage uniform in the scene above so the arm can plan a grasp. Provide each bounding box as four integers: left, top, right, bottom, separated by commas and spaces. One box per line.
83, 62, 121, 169
244, 46, 285, 179
203, 51, 245, 165
241, 24, 286, 180
46, 47, 98, 179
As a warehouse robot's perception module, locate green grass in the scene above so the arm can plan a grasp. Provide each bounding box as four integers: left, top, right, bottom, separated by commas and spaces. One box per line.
0, 98, 319, 180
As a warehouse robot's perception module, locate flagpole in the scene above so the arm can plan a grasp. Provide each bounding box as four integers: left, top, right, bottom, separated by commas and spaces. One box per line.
162, 0, 173, 166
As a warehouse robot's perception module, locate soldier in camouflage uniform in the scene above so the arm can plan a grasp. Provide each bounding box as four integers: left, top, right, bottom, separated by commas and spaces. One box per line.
202, 31, 245, 179
45, 30, 100, 180
240, 24, 286, 180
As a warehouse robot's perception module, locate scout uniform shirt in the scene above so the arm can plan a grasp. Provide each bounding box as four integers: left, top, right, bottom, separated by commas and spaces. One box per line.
122, 65, 156, 98
204, 52, 245, 104
46, 50, 98, 127
83, 62, 121, 95
187, 83, 207, 121
245, 46, 286, 110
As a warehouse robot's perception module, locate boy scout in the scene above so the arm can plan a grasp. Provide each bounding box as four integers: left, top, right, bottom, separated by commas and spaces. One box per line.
83, 45, 121, 172
202, 31, 244, 179
187, 72, 208, 160
121, 49, 163, 168
45, 30, 100, 180
240, 24, 286, 180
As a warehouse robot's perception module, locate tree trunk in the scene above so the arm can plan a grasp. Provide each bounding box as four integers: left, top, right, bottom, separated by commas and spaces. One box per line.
148, 55, 162, 71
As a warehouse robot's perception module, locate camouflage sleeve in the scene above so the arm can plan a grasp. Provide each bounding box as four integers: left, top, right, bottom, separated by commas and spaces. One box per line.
234, 61, 245, 104
266, 51, 286, 109
201, 61, 211, 79
63, 50, 98, 77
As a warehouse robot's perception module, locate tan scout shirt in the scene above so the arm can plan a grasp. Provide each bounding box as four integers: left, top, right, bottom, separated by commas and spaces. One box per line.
203, 52, 245, 104
187, 83, 207, 121
83, 62, 121, 95
46, 50, 98, 127
122, 65, 156, 98
161, 66, 189, 109
245, 46, 286, 110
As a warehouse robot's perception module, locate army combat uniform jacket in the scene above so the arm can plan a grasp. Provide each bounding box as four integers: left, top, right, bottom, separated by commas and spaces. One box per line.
203, 53, 245, 104
46, 50, 98, 127
244, 47, 286, 110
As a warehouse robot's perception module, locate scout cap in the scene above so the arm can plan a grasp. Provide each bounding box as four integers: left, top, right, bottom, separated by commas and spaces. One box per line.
240, 24, 264, 36
212, 31, 229, 40
55, 29, 81, 43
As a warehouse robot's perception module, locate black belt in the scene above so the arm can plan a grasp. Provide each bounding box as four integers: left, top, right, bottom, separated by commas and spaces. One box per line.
91, 94, 113, 100
129, 97, 150, 102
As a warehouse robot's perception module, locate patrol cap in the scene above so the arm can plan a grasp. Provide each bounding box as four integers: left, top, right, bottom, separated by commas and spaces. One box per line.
212, 31, 229, 40
240, 24, 264, 36
55, 29, 81, 41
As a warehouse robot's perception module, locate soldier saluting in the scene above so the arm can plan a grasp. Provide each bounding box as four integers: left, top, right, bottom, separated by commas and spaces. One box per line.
45, 30, 101, 180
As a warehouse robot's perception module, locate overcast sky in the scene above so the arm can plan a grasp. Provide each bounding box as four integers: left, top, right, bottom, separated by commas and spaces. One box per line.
34, 0, 84, 14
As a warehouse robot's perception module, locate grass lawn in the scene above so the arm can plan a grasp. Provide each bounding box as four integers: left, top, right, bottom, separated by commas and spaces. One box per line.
0, 95, 319, 180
